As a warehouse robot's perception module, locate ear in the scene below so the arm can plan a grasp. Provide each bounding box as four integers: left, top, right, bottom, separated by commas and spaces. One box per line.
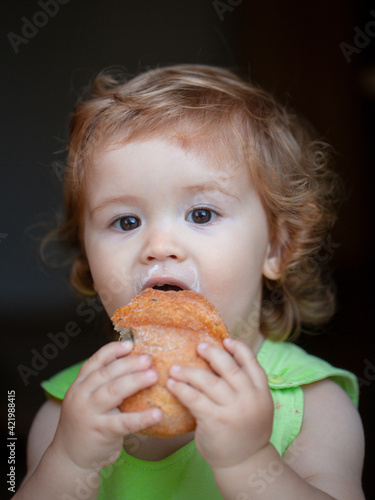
262, 220, 288, 280
262, 242, 282, 280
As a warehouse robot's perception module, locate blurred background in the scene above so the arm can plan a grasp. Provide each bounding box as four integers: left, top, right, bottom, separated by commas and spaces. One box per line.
1, 0, 374, 497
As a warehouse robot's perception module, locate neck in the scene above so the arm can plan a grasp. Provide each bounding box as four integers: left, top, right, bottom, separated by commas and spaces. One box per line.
251, 331, 265, 354
232, 327, 265, 355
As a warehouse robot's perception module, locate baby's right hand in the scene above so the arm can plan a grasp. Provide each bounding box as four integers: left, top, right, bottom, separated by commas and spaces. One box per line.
50, 341, 161, 472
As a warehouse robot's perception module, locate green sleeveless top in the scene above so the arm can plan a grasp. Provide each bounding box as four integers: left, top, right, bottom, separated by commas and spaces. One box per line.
41, 339, 358, 500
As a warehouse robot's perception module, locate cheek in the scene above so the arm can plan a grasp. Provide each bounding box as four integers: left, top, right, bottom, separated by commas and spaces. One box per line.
88, 255, 114, 303
93, 249, 143, 313
200, 232, 267, 329
84, 240, 105, 285
84, 244, 120, 310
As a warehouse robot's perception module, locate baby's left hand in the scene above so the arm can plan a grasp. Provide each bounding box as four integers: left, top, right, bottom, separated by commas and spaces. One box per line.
167, 338, 274, 470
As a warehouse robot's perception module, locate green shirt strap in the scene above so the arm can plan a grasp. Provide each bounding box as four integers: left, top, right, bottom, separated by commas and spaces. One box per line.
41, 362, 83, 400
257, 340, 359, 407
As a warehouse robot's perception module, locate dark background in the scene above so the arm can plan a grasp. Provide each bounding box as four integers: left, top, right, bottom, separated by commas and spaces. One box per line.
1, 0, 374, 498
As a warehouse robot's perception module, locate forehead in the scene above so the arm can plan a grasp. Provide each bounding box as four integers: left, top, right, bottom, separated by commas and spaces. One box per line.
87, 112, 247, 169
88, 137, 249, 193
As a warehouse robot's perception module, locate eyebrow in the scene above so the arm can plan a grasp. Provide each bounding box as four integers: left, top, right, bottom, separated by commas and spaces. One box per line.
179, 181, 240, 201
89, 195, 142, 217
89, 181, 239, 217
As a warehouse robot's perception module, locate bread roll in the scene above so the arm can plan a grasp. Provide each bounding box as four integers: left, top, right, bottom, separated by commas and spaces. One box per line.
111, 288, 229, 437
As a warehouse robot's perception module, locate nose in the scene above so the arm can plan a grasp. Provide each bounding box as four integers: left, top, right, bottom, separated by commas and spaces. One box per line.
140, 229, 186, 263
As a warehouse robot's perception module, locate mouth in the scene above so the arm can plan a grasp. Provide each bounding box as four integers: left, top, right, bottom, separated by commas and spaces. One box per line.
135, 265, 201, 296
151, 284, 184, 292
143, 276, 188, 293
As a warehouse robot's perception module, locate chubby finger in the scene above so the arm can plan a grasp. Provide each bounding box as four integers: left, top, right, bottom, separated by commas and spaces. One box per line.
195, 341, 251, 392
91, 368, 159, 413
107, 408, 163, 436
166, 378, 213, 417
82, 352, 153, 394
169, 364, 232, 405
76, 341, 134, 382
223, 338, 269, 389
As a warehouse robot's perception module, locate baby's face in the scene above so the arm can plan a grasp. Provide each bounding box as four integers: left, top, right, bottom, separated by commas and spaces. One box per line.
83, 138, 278, 340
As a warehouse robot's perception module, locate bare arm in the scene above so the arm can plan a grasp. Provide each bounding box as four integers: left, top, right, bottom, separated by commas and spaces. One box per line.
13, 398, 102, 500
21, 398, 61, 486
213, 379, 365, 499
284, 379, 364, 499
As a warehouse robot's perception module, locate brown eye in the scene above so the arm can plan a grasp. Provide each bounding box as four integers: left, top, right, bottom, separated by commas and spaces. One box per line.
189, 208, 214, 224
117, 216, 141, 231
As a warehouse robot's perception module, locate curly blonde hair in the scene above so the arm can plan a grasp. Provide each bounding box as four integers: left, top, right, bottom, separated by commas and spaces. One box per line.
59, 64, 342, 341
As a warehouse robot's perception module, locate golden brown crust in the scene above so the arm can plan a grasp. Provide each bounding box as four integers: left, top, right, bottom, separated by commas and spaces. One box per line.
112, 289, 230, 437
112, 288, 229, 340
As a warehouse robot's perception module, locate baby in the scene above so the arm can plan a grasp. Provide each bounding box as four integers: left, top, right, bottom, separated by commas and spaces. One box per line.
14, 65, 364, 499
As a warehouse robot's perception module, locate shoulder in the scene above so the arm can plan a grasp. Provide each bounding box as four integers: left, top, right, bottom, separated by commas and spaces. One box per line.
258, 340, 359, 406
284, 378, 365, 499
22, 398, 62, 484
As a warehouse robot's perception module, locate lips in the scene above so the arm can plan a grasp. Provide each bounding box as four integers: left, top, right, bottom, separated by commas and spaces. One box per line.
133, 264, 202, 296
143, 276, 189, 292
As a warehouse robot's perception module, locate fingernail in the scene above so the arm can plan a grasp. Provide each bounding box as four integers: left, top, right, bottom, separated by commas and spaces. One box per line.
152, 409, 162, 421
223, 338, 234, 346
139, 355, 150, 364
146, 369, 157, 379
198, 342, 209, 350
171, 365, 181, 372
167, 378, 176, 387
121, 340, 133, 349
